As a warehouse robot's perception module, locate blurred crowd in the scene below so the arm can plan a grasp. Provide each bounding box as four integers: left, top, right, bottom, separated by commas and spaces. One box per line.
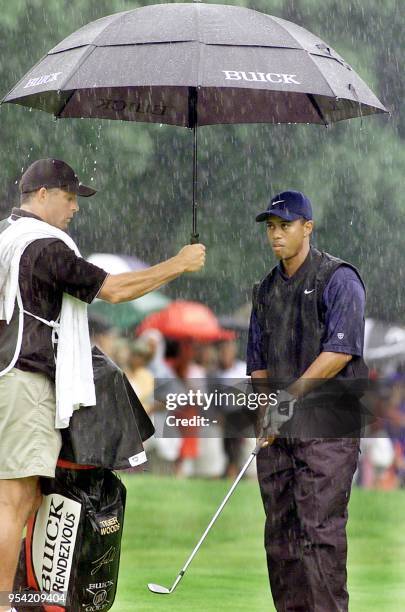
356, 366, 405, 490
89, 315, 405, 488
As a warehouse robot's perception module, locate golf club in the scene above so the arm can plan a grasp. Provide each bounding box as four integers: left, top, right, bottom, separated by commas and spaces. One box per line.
147, 434, 275, 595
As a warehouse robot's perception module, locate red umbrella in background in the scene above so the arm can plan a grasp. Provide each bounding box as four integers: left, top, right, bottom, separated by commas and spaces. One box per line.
136, 301, 235, 342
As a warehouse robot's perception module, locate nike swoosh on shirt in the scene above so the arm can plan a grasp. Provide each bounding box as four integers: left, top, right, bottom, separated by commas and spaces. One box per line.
304, 289, 315, 294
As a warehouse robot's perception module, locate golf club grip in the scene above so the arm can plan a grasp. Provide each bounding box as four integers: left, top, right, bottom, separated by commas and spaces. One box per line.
190, 233, 200, 244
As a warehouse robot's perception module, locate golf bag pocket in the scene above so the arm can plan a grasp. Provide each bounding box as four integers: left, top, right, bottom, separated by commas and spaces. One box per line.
23, 466, 126, 612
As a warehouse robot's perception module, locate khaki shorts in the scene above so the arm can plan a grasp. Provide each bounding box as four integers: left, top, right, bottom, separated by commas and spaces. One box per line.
0, 368, 62, 479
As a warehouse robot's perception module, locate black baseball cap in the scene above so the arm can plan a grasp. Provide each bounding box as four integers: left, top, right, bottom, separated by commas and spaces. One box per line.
256, 190, 312, 222
19, 158, 96, 197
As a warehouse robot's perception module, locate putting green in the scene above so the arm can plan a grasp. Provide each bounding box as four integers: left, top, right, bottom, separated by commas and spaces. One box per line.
115, 475, 405, 611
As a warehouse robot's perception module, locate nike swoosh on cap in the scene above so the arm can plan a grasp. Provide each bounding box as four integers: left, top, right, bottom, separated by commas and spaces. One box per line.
271, 200, 285, 206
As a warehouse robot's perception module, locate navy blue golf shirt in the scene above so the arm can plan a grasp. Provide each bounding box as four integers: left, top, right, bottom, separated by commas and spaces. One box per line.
246, 264, 366, 375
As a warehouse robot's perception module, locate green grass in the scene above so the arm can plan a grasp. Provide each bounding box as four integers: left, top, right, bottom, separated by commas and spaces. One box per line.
347, 490, 405, 611
114, 475, 405, 612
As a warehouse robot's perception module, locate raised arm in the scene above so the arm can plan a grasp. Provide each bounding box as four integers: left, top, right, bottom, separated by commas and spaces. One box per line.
98, 244, 205, 304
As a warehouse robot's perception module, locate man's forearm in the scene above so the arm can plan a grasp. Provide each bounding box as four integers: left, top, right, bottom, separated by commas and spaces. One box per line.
288, 351, 352, 398
98, 256, 185, 303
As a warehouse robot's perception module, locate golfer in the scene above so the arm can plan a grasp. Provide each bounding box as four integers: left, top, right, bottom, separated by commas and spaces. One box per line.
247, 190, 367, 611
0, 158, 205, 609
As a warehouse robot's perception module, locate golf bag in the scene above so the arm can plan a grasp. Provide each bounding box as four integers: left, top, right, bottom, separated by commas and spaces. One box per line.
15, 464, 126, 612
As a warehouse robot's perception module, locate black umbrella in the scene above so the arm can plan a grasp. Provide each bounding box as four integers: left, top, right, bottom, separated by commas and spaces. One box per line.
2, 2, 388, 241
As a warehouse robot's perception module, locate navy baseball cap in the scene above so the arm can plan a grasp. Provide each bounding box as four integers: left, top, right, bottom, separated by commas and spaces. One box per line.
256, 190, 312, 222
20, 158, 96, 197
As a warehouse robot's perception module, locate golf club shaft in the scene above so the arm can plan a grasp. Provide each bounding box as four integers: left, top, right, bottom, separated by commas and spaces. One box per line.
170, 440, 267, 590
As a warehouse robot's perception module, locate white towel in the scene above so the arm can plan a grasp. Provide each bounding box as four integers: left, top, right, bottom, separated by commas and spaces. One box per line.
0, 217, 96, 428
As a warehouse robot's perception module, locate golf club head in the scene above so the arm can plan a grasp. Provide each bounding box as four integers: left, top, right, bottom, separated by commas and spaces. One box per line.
147, 583, 171, 594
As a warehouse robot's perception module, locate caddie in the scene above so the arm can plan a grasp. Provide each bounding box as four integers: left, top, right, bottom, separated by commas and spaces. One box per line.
247, 190, 368, 611
0, 158, 205, 609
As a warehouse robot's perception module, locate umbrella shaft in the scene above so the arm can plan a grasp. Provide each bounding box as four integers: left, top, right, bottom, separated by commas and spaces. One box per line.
193, 123, 198, 236
189, 86, 199, 243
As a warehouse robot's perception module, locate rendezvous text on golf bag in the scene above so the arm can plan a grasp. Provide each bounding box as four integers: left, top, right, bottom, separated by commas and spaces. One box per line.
20, 464, 126, 612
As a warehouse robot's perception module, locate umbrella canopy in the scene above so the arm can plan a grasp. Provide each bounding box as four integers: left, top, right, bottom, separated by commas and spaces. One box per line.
3, 3, 387, 125
136, 300, 235, 342
2, 3, 388, 239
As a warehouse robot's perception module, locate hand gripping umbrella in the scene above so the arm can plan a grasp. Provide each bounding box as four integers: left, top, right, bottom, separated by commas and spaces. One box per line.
2, 2, 387, 242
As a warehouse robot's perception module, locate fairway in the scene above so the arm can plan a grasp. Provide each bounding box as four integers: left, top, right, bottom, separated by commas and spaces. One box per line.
115, 475, 405, 612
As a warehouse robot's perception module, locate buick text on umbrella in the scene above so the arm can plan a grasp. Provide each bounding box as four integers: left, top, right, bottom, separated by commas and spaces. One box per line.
222, 71, 301, 84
